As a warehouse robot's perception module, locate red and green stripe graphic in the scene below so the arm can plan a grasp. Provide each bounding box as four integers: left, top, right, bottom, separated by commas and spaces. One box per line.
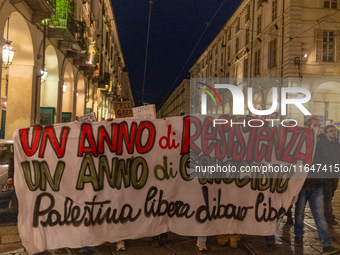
197, 82, 222, 106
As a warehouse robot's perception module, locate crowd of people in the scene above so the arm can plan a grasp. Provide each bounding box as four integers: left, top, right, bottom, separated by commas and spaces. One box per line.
263, 118, 340, 255
6, 118, 340, 254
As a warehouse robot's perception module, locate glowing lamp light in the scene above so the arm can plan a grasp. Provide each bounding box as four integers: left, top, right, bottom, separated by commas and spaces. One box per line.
63, 83, 67, 93
88, 54, 95, 65
2, 42, 15, 68
41, 68, 48, 82
304, 53, 308, 58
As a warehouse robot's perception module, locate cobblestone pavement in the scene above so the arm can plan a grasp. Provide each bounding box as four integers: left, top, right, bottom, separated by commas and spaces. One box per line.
2, 186, 340, 255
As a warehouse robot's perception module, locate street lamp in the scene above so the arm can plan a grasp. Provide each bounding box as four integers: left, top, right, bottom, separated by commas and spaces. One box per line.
2, 43, 15, 68
2, 17, 15, 68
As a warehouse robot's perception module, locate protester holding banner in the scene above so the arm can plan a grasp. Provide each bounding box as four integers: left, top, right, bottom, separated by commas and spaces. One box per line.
116, 241, 126, 251
282, 119, 298, 226
151, 233, 168, 248
196, 236, 207, 251
106, 117, 126, 252
216, 234, 240, 248
294, 119, 338, 255
316, 125, 340, 226
264, 235, 275, 252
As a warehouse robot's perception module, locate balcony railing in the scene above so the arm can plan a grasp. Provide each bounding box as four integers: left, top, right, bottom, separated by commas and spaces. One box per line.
45, 0, 73, 27
46, 0, 56, 11
47, 6, 68, 28
48, 12, 88, 52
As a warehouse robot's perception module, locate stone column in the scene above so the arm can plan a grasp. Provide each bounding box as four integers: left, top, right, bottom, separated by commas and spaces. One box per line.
5, 64, 37, 139
56, 79, 64, 123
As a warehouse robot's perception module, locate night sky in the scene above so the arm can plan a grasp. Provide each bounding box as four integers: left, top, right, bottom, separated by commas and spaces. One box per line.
111, 0, 242, 108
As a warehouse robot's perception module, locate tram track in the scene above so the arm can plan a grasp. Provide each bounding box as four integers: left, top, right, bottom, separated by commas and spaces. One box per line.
240, 218, 340, 255
239, 239, 259, 255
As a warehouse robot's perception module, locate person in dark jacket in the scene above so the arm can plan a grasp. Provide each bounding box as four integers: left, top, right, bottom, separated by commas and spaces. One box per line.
294, 119, 338, 255
314, 125, 340, 226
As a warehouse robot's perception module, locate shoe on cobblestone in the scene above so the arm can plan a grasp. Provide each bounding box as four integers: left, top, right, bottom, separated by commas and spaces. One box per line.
152, 238, 162, 248
216, 234, 229, 246
79, 247, 92, 254
229, 234, 240, 248
323, 246, 338, 255
265, 243, 274, 252
196, 242, 207, 251
329, 219, 338, 226
294, 237, 303, 247
117, 241, 126, 251
152, 234, 167, 248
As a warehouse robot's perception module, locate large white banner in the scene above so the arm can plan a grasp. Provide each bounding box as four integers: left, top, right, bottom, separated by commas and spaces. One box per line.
13, 115, 316, 254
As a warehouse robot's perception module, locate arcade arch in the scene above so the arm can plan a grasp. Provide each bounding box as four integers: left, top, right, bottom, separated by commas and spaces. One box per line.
40, 45, 59, 124
2, 12, 35, 139
76, 74, 86, 117
62, 62, 75, 122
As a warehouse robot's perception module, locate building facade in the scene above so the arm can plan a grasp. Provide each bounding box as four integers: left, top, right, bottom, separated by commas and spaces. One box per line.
189, 0, 340, 126
157, 79, 190, 118
0, 0, 133, 139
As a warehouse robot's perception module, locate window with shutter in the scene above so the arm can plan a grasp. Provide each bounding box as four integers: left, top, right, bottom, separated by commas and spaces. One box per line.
236, 37, 239, 53
246, 5, 250, 22
324, 0, 337, 9
268, 39, 277, 69
234, 65, 238, 79
244, 58, 249, 78
332, 0, 337, 8
322, 31, 335, 62
106, 32, 109, 50
272, 0, 277, 21
255, 50, 261, 76
236, 17, 240, 33
228, 45, 231, 60
257, 15, 262, 35
246, 28, 250, 45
